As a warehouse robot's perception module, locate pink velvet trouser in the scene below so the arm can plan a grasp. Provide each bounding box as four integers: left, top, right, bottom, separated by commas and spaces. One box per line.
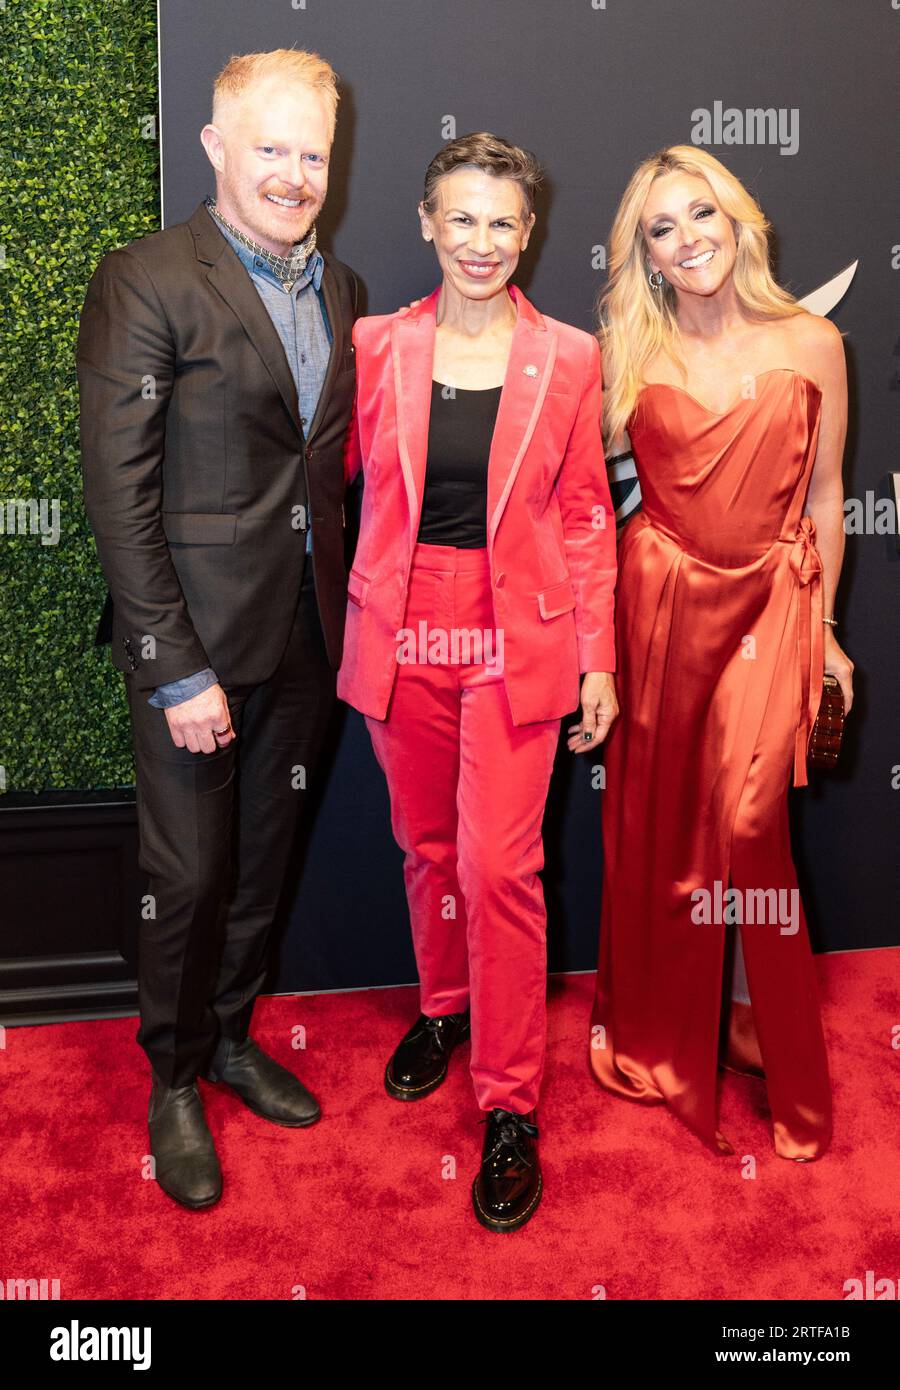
364, 541, 560, 1114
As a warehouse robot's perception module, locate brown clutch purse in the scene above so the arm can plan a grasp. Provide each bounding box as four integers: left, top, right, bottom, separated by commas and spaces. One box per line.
807, 674, 845, 769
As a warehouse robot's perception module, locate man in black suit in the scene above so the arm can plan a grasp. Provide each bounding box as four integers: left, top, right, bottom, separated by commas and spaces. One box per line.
77, 50, 359, 1209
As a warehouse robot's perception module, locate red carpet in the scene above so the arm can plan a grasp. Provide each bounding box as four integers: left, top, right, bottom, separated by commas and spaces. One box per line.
3, 952, 899, 1300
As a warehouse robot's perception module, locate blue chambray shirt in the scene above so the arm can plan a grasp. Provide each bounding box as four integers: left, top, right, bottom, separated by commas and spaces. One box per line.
149, 208, 331, 708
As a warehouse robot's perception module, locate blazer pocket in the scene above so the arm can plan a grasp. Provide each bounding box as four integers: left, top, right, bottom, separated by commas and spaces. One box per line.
161, 512, 237, 545
537, 576, 576, 620
347, 567, 370, 607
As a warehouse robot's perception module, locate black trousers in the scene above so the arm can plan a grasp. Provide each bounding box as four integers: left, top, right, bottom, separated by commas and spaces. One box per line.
124, 560, 336, 1087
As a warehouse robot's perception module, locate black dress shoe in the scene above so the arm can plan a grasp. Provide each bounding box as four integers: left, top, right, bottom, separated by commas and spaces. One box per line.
148, 1073, 222, 1211
472, 1108, 542, 1233
384, 1009, 471, 1100
204, 1036, 320, 1127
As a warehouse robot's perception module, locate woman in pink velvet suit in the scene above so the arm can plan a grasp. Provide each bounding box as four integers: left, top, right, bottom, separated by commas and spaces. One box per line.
589, 146, 854, 1162
340, 133, 617, 1231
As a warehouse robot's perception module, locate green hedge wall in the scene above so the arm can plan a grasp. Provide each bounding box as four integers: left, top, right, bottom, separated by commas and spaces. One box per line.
0, 0, 160, 793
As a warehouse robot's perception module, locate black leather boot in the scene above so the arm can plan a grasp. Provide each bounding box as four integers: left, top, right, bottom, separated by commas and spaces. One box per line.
384, 1009, 471, 1100
148, 1072, 222, 1210
204, 1036, 320, 1127
472, 1108, 542, 1232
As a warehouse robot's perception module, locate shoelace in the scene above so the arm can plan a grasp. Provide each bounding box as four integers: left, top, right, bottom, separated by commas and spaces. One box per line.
479, 1109, 539, 1169
422, 1014, 460, 1052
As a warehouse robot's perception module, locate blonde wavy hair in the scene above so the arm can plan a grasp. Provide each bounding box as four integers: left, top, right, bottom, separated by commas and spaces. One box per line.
598, 145, 804, 452
212, 49, 341, 140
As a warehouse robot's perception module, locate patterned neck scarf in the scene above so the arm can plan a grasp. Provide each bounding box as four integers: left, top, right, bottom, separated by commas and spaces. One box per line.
205, 195, 318, 293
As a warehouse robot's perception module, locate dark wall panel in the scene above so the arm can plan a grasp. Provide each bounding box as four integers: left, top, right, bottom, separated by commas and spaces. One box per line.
152, 0, 900, 989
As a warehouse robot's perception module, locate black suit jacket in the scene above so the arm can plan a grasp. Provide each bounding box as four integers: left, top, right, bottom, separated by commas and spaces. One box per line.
77, 200, 358, 691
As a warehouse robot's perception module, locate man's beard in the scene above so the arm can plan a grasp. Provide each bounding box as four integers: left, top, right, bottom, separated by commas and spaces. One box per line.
231, 179, 318, 248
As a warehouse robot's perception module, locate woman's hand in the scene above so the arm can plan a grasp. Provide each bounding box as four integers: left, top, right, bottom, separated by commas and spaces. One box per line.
824, 629, 854, 715
567, 672, 618, 753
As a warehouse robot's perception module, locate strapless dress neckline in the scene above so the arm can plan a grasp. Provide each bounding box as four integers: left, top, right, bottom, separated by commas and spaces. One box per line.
638, 366, 821, 419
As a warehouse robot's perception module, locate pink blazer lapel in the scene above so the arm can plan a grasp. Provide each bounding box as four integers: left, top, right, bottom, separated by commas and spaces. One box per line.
390, 284, 559, 545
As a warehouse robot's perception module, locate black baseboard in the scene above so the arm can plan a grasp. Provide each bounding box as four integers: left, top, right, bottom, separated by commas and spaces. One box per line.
0, 793, 140, 1024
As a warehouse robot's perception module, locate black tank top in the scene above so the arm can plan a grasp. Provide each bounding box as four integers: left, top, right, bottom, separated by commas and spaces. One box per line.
416, 380, 503, 549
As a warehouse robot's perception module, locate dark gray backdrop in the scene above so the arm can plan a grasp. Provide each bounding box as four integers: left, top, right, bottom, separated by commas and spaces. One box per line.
158, 0, 899, 991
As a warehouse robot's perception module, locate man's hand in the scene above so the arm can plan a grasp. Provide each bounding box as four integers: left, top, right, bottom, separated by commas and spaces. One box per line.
164, 683, 235, 754
567, 672, 618, 754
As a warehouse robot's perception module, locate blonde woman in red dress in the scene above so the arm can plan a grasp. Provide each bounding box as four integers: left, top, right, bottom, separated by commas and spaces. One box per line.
585, 146, 854, 1161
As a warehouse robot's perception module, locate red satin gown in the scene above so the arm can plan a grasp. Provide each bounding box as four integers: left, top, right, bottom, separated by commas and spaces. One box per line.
590, 367, 832, 1161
